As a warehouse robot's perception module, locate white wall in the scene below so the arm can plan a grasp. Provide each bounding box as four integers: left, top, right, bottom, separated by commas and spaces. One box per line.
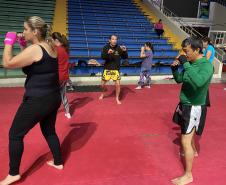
176, 17, 212, 28
209, 2, 226, 31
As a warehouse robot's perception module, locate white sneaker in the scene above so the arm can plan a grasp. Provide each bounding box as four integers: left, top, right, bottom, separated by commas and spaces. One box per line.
145, 85, 151, 88
96, 72, 102, 76
65, 113, 71, 119
68, 87, 74, 91
135, 86, 142, 90
224, 88, 226, 91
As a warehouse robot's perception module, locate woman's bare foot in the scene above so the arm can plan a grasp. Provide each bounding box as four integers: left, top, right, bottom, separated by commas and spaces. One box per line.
116, 99, 121, 105
0, 174, 21, 185
171, 173, 193, 185
99, 94, 104, 100
194, 151, 198, 157
46, 160, 63, 170
179, 150, 198, 157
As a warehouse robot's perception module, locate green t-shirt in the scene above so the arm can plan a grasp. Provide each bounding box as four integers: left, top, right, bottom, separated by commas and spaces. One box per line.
172, 57, 214, 105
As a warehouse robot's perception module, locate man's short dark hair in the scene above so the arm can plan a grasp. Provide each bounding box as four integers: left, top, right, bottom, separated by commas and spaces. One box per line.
181, 37, 203, 54
109, 34, 118, 40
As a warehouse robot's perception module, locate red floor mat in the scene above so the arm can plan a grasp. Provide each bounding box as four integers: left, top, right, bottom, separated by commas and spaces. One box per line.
0, 84, 226, 185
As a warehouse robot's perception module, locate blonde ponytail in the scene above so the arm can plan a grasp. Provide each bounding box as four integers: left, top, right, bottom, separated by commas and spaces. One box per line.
45, 24, 55, 52
25, 16, 56, 51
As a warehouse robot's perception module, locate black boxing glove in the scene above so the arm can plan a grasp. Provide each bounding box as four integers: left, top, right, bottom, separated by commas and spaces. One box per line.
171, 65, 179, 72
177, 55, 188, 65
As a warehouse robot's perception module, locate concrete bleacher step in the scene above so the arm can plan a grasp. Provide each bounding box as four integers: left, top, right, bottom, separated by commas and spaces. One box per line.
71, 25, 152, 29
69, 6, 143, 11
70, 44, 173, 50
70, 15, 148, 19
70, 12, 148, 17
69, 33, 159, 37
70, 2, 139, 7
0, 10, 54, 16
69, 56, 177, 60
2, 0, 54, 4
0, 13, 54, 18
69, 37, 169, 43
69, 17, 150, 22
1, 2, 54, 9
70, 50, 178, 57
74, 23, 151, 28
0, 5, 54, 11
0, 16, 52, 22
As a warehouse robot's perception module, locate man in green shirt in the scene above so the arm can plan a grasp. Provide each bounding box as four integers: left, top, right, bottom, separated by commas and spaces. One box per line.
171, 37, 213, 185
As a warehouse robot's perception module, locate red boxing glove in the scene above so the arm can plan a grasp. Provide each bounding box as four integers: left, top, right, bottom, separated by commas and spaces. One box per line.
4, 32, 17, 46
17, 36, 27, 48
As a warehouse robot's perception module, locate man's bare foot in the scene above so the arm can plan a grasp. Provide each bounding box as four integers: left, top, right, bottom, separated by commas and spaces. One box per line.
0, 174, 21, 185
99, 94, 104, 100
191, 143, 198, 156
116, 99, 121, 105
46, 160, 63, 170
171, 173, 193, 185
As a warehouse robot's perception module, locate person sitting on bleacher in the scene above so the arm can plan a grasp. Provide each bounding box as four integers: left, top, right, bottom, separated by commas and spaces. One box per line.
154, 19, 164, 38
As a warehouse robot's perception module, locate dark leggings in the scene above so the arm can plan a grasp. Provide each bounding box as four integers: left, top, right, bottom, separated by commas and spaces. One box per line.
9, 92, 62, 175
155, 29, 164, 37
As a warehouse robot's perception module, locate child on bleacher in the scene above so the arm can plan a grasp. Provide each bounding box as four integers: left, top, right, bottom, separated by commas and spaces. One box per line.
135, 42, 154, 89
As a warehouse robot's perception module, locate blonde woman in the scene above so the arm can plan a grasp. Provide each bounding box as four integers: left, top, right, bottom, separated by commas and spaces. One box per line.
1, 16, 63, 185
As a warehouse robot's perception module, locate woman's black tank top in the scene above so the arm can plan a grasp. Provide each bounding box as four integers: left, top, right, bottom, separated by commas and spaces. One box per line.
22, 45, 59, 97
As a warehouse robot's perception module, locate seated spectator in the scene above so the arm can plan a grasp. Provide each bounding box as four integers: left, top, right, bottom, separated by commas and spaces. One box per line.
202, 37, 215, 63
154, 19, 164, 38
